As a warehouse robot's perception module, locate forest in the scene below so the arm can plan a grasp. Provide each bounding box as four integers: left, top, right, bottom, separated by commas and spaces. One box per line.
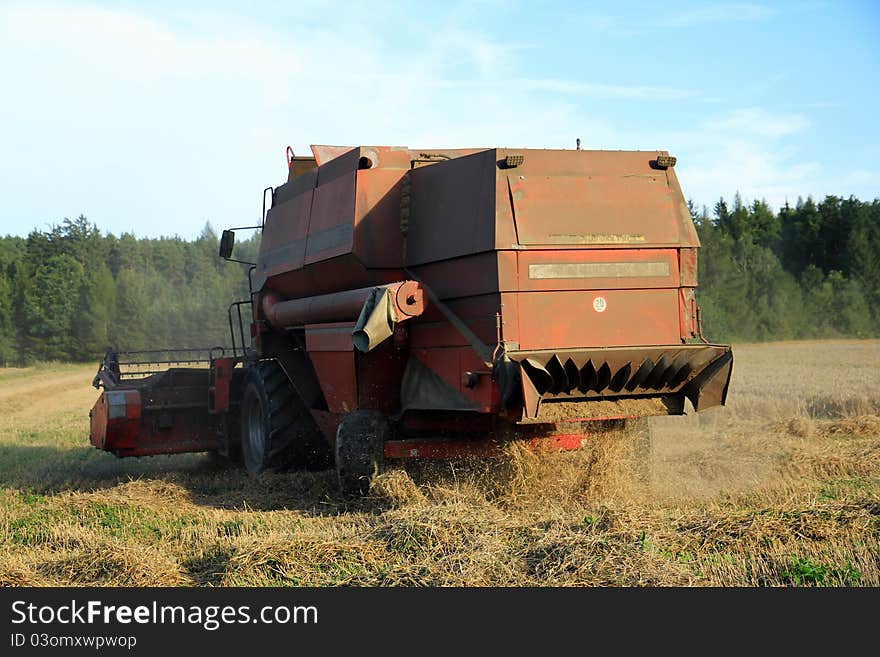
0, 193, 877, 365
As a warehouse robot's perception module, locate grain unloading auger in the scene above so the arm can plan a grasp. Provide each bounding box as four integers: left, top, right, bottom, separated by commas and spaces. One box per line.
90, 145, 733, 493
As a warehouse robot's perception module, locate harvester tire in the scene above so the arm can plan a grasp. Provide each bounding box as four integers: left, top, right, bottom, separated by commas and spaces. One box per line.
335, 411, 387, 496
624, 417, 653, 484
240, 360, 331, 475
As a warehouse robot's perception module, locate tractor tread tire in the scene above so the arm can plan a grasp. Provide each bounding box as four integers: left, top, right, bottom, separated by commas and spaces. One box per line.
240, 360, 332, 475
335, 411, 387, 496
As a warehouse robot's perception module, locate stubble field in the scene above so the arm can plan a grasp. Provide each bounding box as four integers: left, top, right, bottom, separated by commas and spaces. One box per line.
1, 340, 878, 586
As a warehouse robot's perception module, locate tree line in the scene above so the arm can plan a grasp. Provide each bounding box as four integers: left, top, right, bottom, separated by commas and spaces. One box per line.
0, 194, 878, 365
0, 217, 259, 365
693, 194, 879, 341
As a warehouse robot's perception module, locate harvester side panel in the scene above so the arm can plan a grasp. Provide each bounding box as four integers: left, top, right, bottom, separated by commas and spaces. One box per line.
405, 149, 499, 266
501, 149, 699, 249
304, 152, 356, 265
256, 146, 414, 298
510, 289, 682, 350
260, 170, 317, 276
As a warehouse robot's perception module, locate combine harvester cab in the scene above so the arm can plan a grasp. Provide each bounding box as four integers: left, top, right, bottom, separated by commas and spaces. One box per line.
90, 144, 733, 494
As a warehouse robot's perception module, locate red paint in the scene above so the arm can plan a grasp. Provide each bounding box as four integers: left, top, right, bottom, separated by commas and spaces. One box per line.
511, 288, 681, 350
89, 386, 218, 457
384, 433, 585, 459
357, 343, 407, 413
309, 351, 357, 413
210, 357, 234, 413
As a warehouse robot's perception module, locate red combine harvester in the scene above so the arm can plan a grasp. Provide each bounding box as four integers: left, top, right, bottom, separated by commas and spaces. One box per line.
90, 145, 733, 493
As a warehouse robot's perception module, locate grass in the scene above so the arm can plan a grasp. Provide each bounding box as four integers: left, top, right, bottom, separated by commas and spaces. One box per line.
0, 341, 879, 586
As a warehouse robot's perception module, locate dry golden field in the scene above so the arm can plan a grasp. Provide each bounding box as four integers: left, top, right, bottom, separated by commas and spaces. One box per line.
1, 340, 878, 586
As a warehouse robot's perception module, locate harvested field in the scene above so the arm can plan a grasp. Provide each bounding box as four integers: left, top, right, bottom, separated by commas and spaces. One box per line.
1, 340, 878, 586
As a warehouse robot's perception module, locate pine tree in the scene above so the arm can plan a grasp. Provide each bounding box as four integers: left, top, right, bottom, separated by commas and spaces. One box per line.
21, 254, 84, 360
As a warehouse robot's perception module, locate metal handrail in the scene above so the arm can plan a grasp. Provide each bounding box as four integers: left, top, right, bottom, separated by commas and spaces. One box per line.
228, 300, 253, 358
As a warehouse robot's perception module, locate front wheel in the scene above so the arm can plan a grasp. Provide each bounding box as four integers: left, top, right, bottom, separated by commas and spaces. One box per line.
239, 360, 331, 475
335, 411, 388, 495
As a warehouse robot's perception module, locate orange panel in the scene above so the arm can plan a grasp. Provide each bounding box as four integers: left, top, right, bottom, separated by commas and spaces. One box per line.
260, 187, 313, 277
512, 289, 681, 350
680, 247, 698, 286
353, 167, 406, 269
305, 168, 356, 265
412, 348, 495, 411
305, 323, 355, 352
310, 352, 357, 414
508, 174, 680, 246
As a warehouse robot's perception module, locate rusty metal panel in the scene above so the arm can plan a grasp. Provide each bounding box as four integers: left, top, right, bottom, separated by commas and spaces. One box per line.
260, 146, 418, 299
254, 169, 318, 291
679, 247, 698, 286
383, 433, 585, 459
304, 149, 358, 265
288, 156, 317, 181
405, 149, 498, 266
512, 288, 681, 350
409, 293, 501, 349
353, 167, 406, 269
409, 318, 498, 350
89, 371, 221, 457
409, 252, 501, 300
500, 148, 699, 249
679, 287, 697, 339
259, 185, 313, 278
357, 343, 408, 414
508, 172, 679, 246
210, 357, 235, 414
528, 261, 670, 279
665, 165, 701, 248
309, 351, 357, 414
262, 260, 401, 300
405, 348, 494, 412
500, 290, 521, 349
494, 171, 520, 250
305, 323, 356, 352
310, 145, 354, 166
506, 344, 733, 420
508, 248, 679, 292
90, 391, 140, 449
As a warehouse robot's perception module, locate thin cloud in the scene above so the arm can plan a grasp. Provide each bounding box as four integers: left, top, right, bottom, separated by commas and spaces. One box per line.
516, 79, 699, 101
707, 108, 811, 139
670, 107, 820, 210
429, 78, 698, 101
841, 170, 880, 188
660, 3, 777, 28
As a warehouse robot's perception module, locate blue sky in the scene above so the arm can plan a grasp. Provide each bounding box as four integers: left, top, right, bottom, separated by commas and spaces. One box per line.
1, 1, 877, 239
